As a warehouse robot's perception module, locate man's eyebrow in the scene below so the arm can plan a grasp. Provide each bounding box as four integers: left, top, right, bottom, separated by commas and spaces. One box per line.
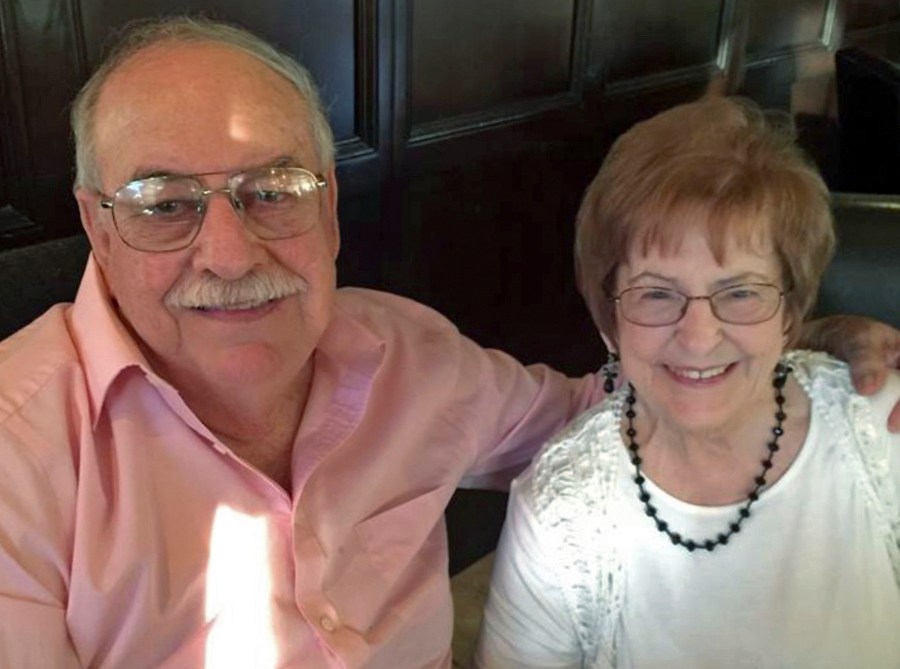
126, 156, 303, 183
129, 167, 180, 181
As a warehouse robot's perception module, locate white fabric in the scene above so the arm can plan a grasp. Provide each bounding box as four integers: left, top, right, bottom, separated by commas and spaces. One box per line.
475, 351, 900, 669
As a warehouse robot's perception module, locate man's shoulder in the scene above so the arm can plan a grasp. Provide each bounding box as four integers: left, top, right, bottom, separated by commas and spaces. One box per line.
334, 287, 462, 339
0, 304, 84, 423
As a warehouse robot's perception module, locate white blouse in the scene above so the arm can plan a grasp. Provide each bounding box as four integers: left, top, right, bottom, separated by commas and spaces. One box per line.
475, 351, 900, 669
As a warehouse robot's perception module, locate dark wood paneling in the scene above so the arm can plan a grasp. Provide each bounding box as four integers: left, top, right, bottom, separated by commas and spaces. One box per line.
592, 0, 725, 89
391, 144, 601, 374
845, 0, 900, 31
0, 0, 83, 241
78, 0, 357, 143
410, 0, 576, 128
746, 0, 832, 57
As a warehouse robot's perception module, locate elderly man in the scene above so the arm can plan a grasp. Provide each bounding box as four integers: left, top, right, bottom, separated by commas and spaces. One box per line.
0, 17, 896, 669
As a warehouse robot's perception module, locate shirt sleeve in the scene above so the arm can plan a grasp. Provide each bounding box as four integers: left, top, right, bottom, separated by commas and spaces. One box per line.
455, 336, 605, 489
0, 425, 81, 668
473, 478, 582, 669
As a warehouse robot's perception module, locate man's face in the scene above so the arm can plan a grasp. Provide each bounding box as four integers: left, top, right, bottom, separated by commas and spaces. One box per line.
76, 42, 340, 393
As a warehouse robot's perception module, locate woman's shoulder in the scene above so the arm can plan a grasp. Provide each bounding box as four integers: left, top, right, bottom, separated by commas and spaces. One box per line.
787, 349, 898, 434
517, 393, 625, 521
784, 349, 852, 397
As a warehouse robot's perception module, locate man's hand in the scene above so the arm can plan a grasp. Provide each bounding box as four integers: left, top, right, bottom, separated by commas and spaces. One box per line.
800, 316, 900, 431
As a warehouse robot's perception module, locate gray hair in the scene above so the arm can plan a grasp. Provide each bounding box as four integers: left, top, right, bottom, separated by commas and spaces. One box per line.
71, 16, 335, 189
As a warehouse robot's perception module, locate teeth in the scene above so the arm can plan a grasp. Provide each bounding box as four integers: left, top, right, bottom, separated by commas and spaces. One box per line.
195, 298, 273, 312
670, 364, 729, 380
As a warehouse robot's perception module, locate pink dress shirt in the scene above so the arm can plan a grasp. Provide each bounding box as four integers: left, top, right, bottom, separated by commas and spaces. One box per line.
0, 257, 602, 669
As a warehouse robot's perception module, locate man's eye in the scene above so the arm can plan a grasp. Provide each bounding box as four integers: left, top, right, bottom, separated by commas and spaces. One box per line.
142, 200, 193, 217
255, 189, 288, 203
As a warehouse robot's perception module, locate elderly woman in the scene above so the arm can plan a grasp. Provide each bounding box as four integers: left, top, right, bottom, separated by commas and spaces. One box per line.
474, 97, 900, 669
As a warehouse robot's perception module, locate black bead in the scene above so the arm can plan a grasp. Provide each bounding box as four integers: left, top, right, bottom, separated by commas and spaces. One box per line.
604, 379, 614, 394
623, 364, 789, 554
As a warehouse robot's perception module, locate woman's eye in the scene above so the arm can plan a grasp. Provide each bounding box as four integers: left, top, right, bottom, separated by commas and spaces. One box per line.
641, 289, 677, 301
722, 287, 759, 300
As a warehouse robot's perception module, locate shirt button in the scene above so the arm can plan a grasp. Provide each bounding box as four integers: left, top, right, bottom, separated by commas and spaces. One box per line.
319, 614, 337, 632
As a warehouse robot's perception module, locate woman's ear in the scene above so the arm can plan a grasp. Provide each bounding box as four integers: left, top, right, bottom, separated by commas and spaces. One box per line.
600, 331, 616, 355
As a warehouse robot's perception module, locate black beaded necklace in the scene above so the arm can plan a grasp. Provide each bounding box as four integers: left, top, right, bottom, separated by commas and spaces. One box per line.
624, 362, 792, 553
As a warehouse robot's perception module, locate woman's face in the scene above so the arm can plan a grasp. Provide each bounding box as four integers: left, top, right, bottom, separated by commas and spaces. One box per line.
613, 224, 788, 436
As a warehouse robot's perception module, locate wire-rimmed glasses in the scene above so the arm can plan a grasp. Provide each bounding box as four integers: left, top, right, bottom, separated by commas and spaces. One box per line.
98, 165, 328, 252
611, 283, 787, 326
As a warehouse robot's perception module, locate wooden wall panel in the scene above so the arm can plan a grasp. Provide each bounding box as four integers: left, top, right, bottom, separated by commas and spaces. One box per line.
78, 0, 358, 143
592, 0, 725, 89
410, 0, 576, 129
746, 0, 832, 56
0, 0, 83, 240
845, 0, 900, 30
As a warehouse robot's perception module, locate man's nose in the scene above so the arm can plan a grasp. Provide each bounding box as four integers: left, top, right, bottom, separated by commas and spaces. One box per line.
190, 192, 264, 280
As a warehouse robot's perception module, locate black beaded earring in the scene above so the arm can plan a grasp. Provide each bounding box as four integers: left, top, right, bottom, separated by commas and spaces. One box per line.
601, 352, 620, 394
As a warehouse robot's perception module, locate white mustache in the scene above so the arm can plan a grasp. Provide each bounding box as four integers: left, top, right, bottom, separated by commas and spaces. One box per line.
165, 268, 308, 310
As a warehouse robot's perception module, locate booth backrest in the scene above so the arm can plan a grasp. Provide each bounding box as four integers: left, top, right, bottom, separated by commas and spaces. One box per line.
0, 233, 90, 340
817, 192, 900, 328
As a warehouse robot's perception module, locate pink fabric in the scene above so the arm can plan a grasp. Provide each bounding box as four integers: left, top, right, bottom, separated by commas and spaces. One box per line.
0, 257, 601, 669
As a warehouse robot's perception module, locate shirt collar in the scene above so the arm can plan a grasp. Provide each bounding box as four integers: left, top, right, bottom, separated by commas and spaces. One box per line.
69, 259, 388, 433
70, 256, 157, 428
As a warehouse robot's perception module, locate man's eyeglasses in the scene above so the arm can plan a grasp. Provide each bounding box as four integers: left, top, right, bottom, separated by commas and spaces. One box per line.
98, 166, 328, 252
610, 283, 786, 326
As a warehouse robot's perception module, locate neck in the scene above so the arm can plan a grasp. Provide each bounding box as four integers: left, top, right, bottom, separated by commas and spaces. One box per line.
166, 358, 315, 494
629, 375, 810, 506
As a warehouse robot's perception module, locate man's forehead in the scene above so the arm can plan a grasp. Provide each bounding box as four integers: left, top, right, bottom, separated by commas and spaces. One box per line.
92, 41, 318, 183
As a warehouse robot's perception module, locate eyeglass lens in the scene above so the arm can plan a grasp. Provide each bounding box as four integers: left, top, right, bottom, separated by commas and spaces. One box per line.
618, 284, 782, 325
111, 167, 323, 251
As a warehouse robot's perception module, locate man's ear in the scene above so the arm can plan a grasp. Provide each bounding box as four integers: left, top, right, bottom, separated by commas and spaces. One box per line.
74, 185, 113, 270
322, 165, 340, 260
